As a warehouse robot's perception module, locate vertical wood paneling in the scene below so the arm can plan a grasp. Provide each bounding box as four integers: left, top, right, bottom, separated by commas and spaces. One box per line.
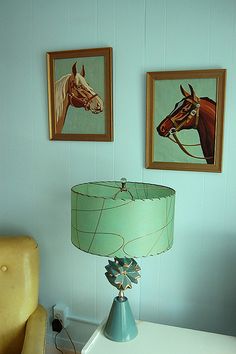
31, 0, 74, 309
95, 0, 115, 182
141, 0, 236, 335
67, 0, 99, 321
0, 0, 34, 233
210, 0, 236, 335
113, 0, 145, 183
113, 0, 146, 318
165, 0, 213, 68
1, 0, 236, 341
144, 0, 167, 70
68, 0, 98, 48
94, 0, 116, 323
141, 0, 166, 321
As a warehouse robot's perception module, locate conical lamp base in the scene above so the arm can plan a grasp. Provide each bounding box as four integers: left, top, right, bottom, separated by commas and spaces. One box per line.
104, 296, 138, 342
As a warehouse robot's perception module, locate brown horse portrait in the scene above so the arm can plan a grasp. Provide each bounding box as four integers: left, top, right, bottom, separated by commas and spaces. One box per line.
156, 84, 216, 164
54, 62, 103, 134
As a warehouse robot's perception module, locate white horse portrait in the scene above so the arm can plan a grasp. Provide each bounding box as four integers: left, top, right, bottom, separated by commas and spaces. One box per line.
54, 62, 103, 134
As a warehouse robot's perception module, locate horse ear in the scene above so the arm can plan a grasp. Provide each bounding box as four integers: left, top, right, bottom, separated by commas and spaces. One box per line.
80, 65, 85, 77
180, 85, 190, 97
188, 84, 197, 100
72, 62, 77, 77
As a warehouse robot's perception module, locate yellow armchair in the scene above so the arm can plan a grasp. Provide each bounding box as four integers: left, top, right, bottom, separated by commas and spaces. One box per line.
0, 236, 47, 354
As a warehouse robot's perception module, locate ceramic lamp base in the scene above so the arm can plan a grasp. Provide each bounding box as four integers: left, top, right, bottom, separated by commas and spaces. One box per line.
104, 296, 138, 342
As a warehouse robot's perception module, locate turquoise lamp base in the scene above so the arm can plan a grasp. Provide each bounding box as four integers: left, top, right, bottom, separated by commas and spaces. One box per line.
104, 296, 138, 342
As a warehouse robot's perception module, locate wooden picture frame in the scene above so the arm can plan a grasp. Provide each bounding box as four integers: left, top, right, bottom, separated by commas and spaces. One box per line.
146, 69, 226, 172
47, 47, 113, 141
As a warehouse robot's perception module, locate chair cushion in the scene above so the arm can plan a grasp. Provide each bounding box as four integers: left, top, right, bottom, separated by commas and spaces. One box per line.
0, 236, 39, 354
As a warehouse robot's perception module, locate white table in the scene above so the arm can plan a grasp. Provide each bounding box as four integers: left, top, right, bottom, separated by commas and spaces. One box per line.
82, 320, 236, 354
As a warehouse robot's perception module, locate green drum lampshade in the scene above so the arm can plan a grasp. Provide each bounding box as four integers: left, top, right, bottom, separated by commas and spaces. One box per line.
71, 181, 175, 258
71, 180, 175, 342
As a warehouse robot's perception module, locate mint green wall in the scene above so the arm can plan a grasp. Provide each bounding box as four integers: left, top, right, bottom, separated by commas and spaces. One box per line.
1, 0, 236, 342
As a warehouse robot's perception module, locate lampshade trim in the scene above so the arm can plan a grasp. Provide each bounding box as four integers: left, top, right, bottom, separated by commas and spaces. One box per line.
71, 181, 175, 201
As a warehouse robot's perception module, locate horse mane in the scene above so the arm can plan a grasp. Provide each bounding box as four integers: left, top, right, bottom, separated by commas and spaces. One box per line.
55, 74, 70, 122
201, 97, 216, 106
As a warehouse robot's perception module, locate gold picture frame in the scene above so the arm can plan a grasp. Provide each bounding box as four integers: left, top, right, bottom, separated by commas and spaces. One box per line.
146, 69, 226, 172
47, 47, 113, 141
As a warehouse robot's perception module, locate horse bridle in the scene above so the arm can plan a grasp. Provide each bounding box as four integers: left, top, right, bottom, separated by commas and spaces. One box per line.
169, 96, 201, 133
167, 96, 213, 160
68, 84, 98, 110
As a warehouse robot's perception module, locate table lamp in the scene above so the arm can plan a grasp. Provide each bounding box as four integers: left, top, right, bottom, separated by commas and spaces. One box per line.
71, 179, 175, 342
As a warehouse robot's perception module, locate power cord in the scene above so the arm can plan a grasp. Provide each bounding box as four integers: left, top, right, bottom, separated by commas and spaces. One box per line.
52, 318, 77, 354
63, 326, 77, 353
54, 332, 63, 354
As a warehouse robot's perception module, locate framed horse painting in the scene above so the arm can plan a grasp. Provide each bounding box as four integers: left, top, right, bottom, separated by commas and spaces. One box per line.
47, 47, 113, 141
146, 69, 226, 172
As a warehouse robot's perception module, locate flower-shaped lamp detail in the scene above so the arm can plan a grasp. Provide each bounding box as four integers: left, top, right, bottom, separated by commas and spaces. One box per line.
105, 257, 141, 291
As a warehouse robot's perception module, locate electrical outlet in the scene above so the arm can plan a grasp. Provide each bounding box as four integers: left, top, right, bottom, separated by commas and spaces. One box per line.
53, 304, 69, 328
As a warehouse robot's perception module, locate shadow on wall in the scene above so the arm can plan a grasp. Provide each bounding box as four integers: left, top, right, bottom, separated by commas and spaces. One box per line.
181, 232, 236, 336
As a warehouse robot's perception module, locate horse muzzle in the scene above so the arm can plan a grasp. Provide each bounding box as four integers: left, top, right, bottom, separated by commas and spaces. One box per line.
156, 118, 173, 137
88, 97, 103, 114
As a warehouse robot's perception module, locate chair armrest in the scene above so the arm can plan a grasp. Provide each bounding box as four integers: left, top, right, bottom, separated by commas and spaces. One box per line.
21, 304, 47, 354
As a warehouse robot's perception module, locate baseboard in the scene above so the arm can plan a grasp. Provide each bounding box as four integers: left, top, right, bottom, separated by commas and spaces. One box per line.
46, 316, 98, 354
46, 343, 80, 354
46, 331, 83, 353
